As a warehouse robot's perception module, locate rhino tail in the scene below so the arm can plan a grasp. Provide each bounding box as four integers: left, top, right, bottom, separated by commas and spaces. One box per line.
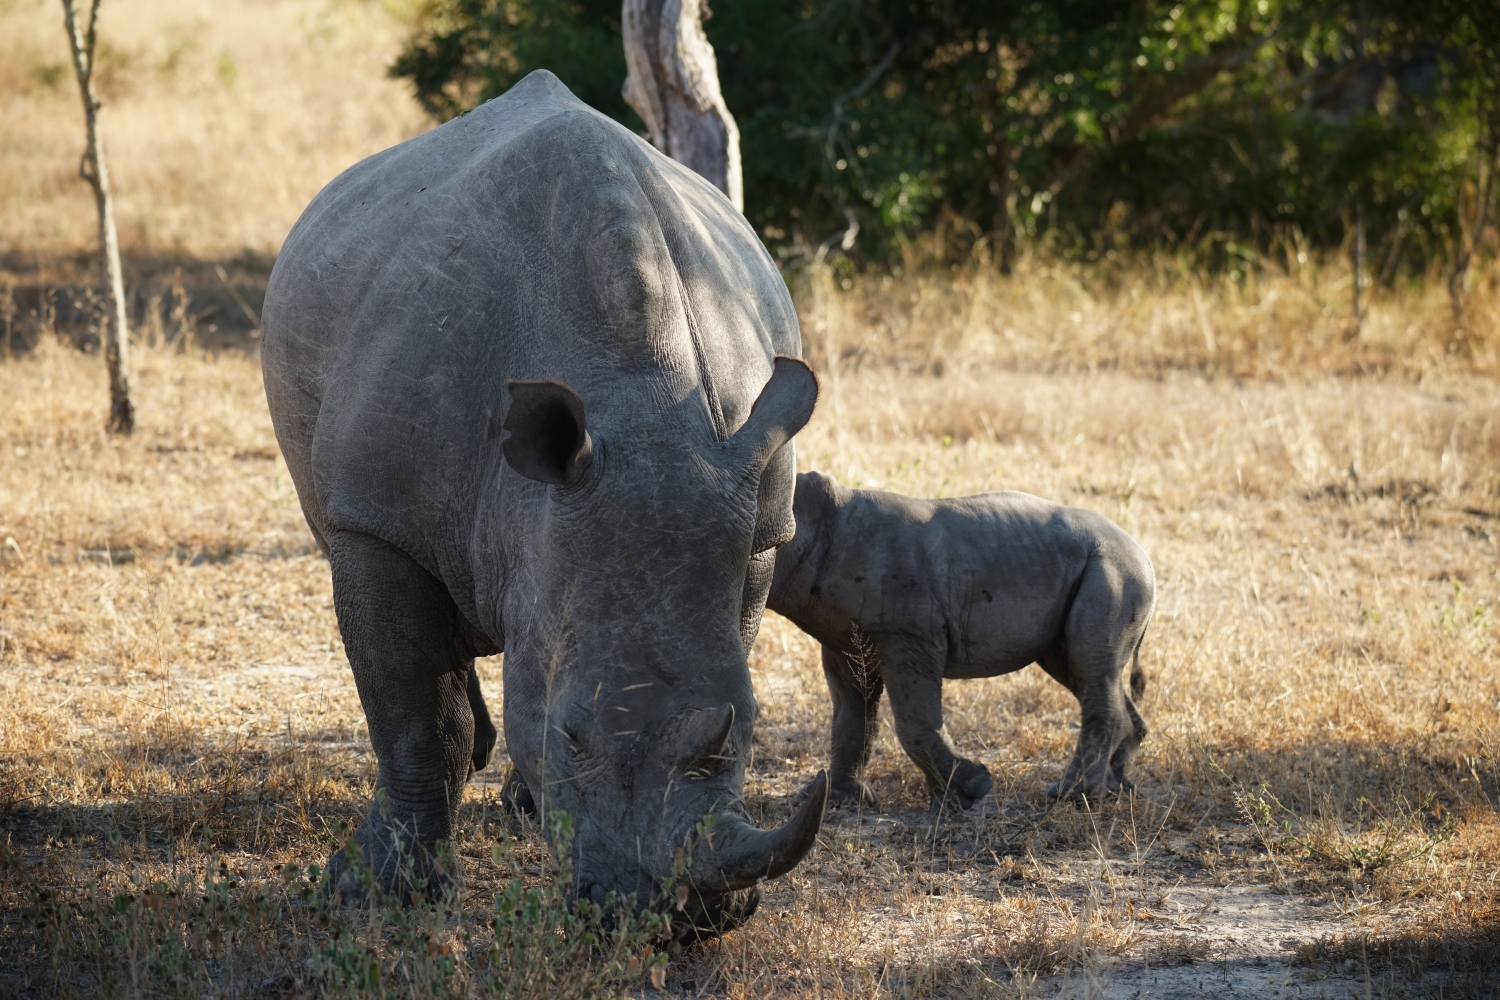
1128, 627, 1148, 701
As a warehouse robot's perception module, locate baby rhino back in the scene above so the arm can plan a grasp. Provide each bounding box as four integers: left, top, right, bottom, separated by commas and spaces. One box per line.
935, 493, 1147, 679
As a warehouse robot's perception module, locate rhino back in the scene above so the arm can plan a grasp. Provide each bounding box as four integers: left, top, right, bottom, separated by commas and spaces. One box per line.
262, 71, 798, 635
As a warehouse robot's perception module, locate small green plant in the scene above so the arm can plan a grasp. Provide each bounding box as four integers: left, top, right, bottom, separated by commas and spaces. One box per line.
1210, 759, 1457, 883
1439, 580, 1491, 641
1294, 793, 1457, 876
485, 809, 670, 996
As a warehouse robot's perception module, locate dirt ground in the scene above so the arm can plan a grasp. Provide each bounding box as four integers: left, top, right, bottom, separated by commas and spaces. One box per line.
2, 335, 1497, 998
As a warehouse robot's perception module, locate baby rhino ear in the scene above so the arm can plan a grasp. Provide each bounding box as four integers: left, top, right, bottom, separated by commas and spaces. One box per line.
503, 380, 593, 486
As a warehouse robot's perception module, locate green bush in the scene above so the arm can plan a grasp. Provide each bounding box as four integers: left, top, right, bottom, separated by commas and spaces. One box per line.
391, 0, 1499, 276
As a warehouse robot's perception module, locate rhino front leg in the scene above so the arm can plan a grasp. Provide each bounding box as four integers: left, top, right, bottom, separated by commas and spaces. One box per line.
881, 638, 991, 812
328, 531, 475, 897
816, 644, 883, 809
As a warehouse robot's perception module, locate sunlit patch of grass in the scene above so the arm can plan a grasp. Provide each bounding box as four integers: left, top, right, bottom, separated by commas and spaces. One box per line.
795, 257, 1500, 382
0, 0, 425, 261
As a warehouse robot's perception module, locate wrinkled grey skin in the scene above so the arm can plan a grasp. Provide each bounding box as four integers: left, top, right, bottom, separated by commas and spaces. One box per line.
769, 472, 1154, 811
261, 70, 828, 937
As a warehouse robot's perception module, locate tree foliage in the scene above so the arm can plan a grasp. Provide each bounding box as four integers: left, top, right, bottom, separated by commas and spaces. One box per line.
390, 0, 639, 125
392, 0, 1499, 276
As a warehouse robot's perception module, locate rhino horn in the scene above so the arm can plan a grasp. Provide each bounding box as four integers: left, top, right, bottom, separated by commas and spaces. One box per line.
689, 770, 828, 892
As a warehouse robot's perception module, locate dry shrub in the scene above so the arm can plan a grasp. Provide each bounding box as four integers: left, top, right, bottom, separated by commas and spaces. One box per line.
1, 813, 670, 999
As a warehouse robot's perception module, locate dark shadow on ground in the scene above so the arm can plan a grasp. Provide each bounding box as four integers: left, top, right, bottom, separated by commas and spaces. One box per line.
0, 250, 273, 355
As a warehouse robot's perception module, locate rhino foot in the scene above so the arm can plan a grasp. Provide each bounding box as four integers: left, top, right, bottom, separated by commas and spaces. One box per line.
1046, 773, 1133, 803
929, 759, 992, 813
322, 820, 461, 905
802, 776, 879, 812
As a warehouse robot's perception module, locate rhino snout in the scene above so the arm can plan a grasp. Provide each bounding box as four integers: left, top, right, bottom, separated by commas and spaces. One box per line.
565, 771, 828, 943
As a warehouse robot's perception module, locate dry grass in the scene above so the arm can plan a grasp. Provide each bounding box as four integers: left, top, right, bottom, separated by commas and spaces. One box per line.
3, 274, 1498, 995
0, 0, 424, 262
797, 253, 1500, 381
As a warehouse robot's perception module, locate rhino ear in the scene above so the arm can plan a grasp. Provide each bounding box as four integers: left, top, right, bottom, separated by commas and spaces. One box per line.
723, 357, 818, 474
503, 380, 594, 486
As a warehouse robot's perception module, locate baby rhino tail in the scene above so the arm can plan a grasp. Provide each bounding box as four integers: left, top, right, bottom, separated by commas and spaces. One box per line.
1128, 629, 1148, 701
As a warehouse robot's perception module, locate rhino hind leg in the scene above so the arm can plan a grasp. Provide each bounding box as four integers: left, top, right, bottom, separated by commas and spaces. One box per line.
881, 637, 992, 812
814, 644, 884, 810
1048, 672, 1138, 802
1046, 572, 1151, 802
326, 531, 476, 898
1106, 695, 1148, 793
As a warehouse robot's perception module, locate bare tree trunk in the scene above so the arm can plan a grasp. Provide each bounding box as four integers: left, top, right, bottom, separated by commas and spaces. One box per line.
621, 0, 742, 212
61, 0, 133, 435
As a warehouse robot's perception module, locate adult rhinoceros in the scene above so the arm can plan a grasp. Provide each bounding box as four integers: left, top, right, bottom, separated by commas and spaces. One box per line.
261, 70, 826, 936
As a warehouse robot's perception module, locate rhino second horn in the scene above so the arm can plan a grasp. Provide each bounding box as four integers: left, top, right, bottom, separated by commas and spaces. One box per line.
690, 770, 828, 893
695, 703, 735, 760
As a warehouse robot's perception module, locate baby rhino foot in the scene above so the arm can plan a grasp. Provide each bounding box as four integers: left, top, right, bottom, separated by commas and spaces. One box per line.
1047, 773, 1132, 803
929, 759, 992, 813
828, 777, 880, 811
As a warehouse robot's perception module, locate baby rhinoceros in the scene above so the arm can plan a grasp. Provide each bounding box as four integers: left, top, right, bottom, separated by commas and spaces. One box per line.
768, 472, 1154, 811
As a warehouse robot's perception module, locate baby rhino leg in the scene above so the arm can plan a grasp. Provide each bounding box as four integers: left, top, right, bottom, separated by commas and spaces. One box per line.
1107, 645, 1148, 790
882, 637, 992, 812
1051, 673, 1138, 800
817, 645, 883, 809
1049, 563, 1151, 801
468, 666, 498, 775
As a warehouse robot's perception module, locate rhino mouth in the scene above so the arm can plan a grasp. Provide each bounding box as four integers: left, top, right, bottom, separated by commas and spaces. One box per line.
672, 885, 762, 942
578, 878, 762, 943
573, 771, 829, 945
